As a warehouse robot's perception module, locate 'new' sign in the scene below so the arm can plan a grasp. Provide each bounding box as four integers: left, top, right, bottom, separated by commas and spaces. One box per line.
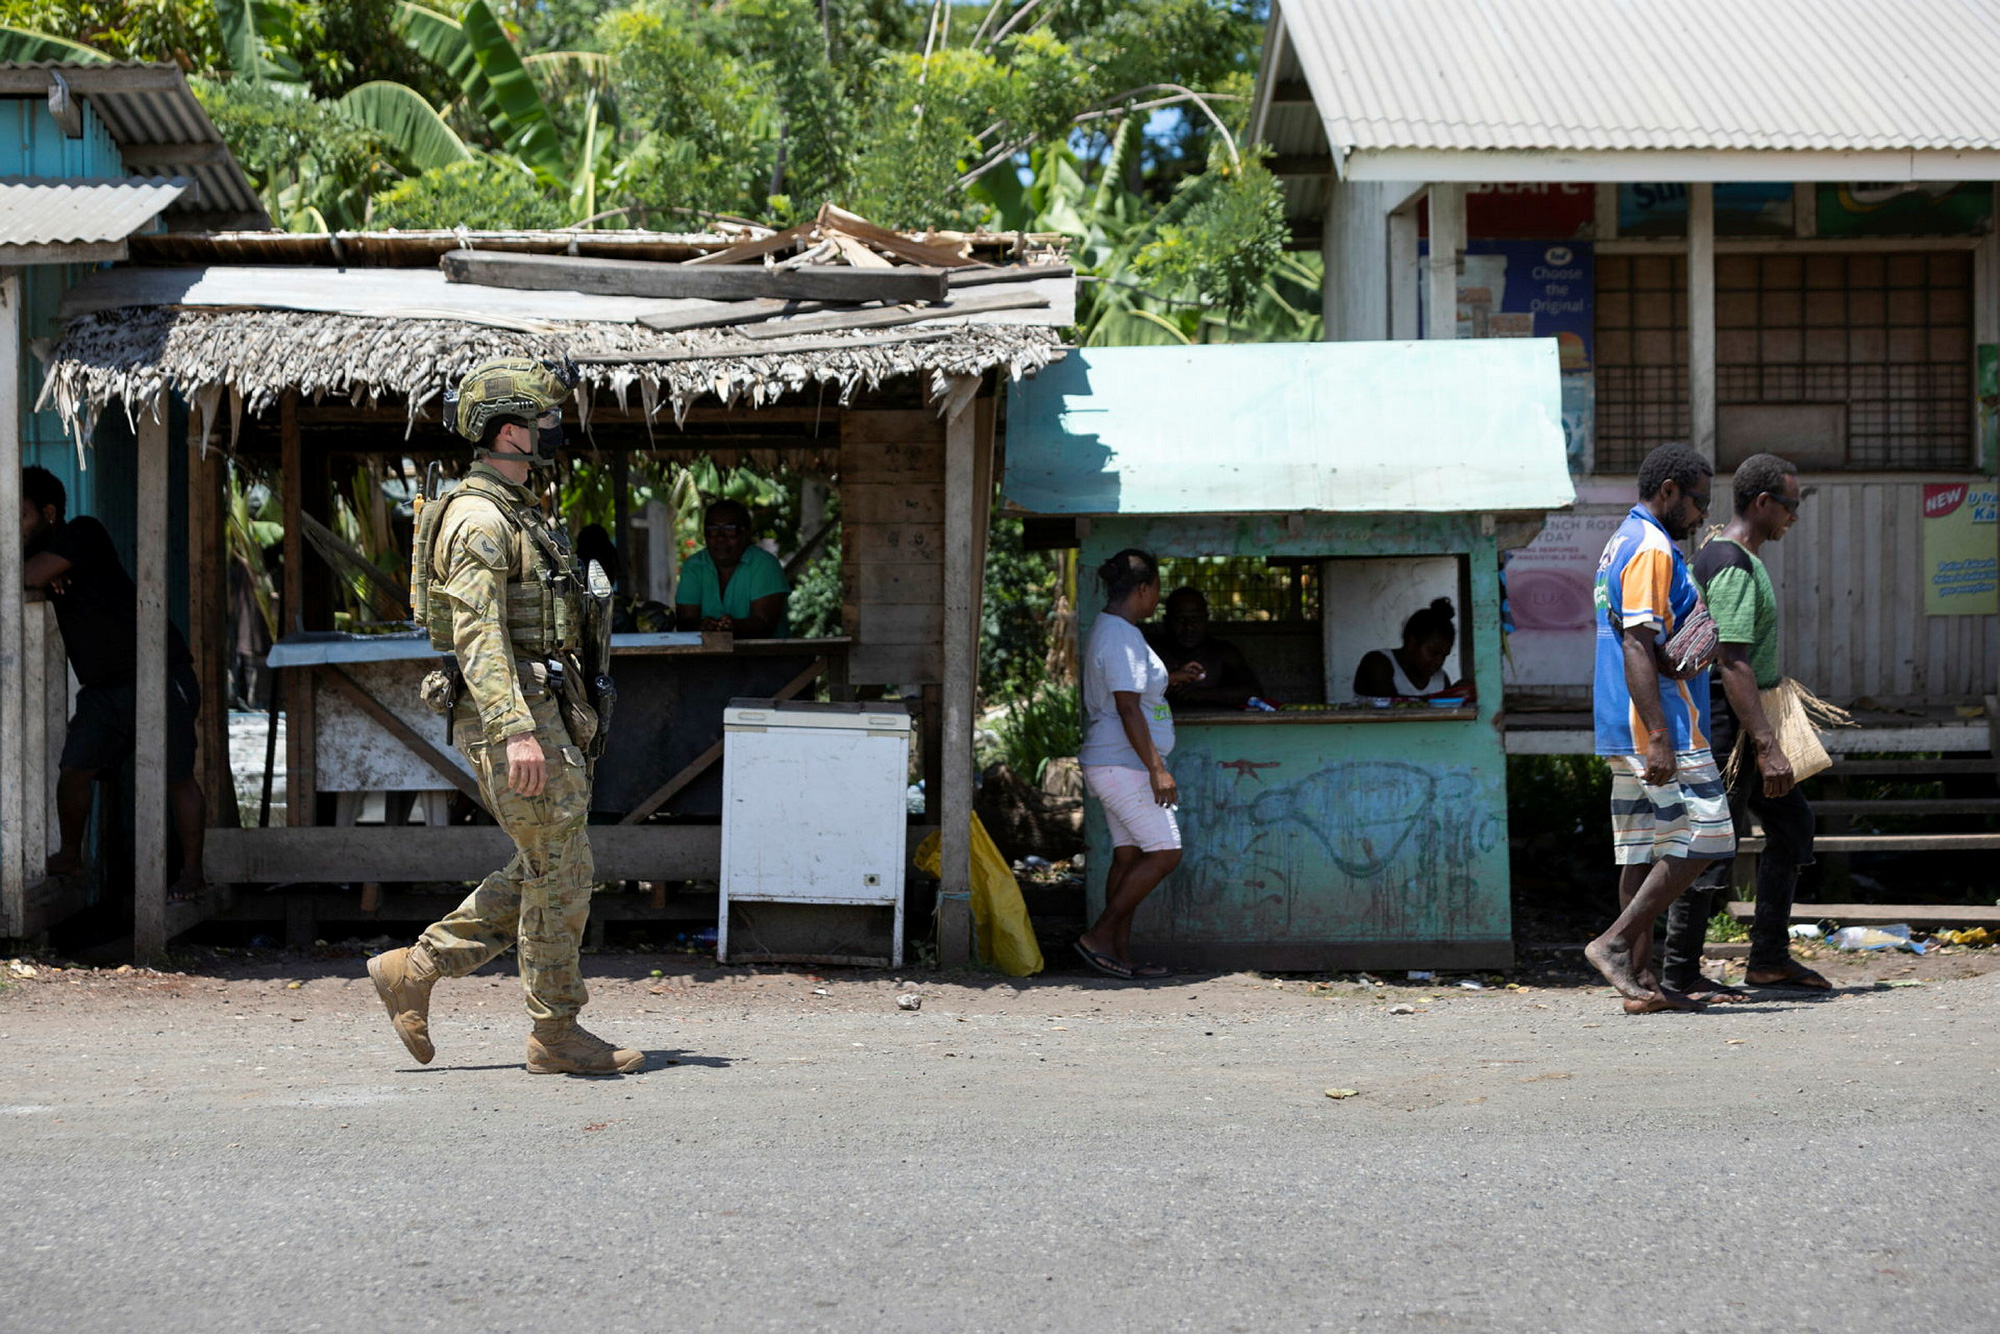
1924, 483, 1967, 518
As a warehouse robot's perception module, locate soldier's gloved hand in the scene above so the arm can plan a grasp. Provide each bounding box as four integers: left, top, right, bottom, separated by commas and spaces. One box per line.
506, 732, 547, 797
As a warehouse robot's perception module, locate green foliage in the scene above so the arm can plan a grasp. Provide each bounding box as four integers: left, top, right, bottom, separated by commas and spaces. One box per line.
339, 79, 471, 173
492, 0, 624, 52
370, 152, 564, 229
1707, 912, 1749, 944
192, 74, 399, 229
981, 512, 1059, 700
990, 684, 1082, 785
457, 0, 564, 174
1130, 155, 1287, 317
599, 0, 775, 223
0, 21, 112, 60
8, 0, 1303, 333
0, 1, 224, 67
789, 538, 843, 638
1506, 755, 1612, 847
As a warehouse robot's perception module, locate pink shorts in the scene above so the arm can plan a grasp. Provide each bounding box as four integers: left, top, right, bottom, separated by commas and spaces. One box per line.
1082, 763, 1182, 853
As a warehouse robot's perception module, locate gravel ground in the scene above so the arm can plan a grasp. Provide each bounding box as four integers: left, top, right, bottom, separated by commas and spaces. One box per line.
3, 945, 1996, 1334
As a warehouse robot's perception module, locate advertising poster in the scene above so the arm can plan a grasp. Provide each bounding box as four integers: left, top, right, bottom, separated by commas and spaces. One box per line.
1419, 240, 1595, 470
1921, 483, 1999, 616
1618, 183, 1794, 236
1421, 183, 1594, 239
1501, 511, 1627, 687
1818, 183, 1992, 237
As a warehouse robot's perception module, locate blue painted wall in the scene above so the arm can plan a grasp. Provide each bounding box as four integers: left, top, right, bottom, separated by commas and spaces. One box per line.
4, 95, 132, 523
1078, 512, 1514, 970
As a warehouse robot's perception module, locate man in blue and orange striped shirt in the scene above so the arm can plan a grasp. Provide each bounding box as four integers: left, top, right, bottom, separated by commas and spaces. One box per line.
1586, 443, 1733, 1013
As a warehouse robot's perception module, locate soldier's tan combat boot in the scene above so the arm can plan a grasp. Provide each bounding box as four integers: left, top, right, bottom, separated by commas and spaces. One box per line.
366, 942, 442, 1064
526, 1017, 645, 1075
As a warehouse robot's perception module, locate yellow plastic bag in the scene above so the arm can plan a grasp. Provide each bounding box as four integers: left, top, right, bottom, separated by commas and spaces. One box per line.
914, 816, 1045, 977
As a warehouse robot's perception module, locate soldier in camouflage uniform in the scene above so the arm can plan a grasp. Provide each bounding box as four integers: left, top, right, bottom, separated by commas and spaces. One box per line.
367, 357, 641, 1076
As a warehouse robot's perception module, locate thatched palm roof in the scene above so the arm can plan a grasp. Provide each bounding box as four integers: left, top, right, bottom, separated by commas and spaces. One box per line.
40, 305, 1064, 445
38, 210, 1073, 445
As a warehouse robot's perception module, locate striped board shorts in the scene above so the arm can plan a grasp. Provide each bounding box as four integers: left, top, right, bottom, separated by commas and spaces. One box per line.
1607, 748, 1735, 865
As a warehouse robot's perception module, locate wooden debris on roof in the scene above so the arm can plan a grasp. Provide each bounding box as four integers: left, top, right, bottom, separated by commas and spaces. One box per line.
440, 249, 951, 302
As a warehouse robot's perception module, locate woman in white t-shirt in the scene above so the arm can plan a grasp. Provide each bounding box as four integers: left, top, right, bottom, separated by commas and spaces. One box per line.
1075, 549, 1201, 980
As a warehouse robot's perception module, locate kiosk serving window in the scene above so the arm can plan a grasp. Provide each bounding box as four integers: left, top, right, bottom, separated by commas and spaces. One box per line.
1321, 556, 1472, 704
1140, 553, 1477, 716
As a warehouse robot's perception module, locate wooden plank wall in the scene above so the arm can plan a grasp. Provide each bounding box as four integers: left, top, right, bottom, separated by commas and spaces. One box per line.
1754, 477, 2000, 703
841, 408, 947, 684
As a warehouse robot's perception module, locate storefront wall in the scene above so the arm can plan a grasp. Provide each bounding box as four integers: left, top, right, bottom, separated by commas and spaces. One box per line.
1374, 178, 2000, 702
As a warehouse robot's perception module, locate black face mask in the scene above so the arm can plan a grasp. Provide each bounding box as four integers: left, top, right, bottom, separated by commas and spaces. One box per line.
531, 421, 566, 471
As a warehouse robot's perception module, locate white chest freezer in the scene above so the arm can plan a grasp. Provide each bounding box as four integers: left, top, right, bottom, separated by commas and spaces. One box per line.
717, 698, 912, 967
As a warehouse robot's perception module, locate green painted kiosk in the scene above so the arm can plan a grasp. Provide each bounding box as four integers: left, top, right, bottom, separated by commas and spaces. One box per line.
1004, 340, 1574, 971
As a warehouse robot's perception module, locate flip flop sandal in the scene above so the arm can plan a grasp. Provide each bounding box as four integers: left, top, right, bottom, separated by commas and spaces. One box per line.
1668, 976, 1752, 1003
1073, 940, 1133, 980
1129, 962, 1174, 979
1747, 964, 1832, 990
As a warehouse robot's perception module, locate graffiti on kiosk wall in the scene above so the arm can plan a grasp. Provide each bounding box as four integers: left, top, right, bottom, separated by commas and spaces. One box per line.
1157, 747, 1507, 941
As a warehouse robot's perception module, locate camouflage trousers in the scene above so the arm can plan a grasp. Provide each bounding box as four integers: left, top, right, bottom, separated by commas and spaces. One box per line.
421, 692, 596, 1021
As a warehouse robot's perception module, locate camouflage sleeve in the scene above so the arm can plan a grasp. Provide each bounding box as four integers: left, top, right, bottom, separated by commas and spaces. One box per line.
436, 504, 535, 743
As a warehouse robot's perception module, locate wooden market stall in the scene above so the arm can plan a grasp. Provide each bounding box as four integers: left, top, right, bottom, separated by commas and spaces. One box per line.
1004, 339, 1574, 970
36, 213, 1074, 961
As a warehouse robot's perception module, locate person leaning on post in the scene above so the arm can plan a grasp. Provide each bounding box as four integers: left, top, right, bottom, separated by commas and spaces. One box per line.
366, 355, 642, 1076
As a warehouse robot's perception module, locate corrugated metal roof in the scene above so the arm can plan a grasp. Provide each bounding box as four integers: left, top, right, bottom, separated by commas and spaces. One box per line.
1004, 341, 1572, 516
0, 63, 269, 227
1272, 0, 2000, 156
0, 176, 187, 245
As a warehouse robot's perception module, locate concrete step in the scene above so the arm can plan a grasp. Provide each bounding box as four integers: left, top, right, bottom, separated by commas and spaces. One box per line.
1811, 798, 2000, 817
1726, 900, 2000, 926
1739, 832, 2000, 854
1826, 758, 1995, 777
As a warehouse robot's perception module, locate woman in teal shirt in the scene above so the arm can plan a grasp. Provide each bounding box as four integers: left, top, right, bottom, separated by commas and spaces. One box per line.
675, 499, 790, 637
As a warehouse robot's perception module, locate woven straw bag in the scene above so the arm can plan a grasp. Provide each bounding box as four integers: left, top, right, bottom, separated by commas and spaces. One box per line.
1723, 678, 1852, 786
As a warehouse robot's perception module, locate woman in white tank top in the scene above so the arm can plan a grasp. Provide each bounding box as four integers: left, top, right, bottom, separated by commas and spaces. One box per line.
1352, 597, 1461, 699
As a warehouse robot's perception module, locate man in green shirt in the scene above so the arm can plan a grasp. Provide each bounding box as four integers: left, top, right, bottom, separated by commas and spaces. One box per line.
675, 499, 790, 637
1663, 452, 1829, 996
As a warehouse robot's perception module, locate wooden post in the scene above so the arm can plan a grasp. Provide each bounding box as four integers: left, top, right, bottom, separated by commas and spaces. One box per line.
1689, 181, 1717, 462
281, 392, 303, 635
1388, 206, 1420, 341
937, 377, 979, 967
280, 394, 316, 826
610, 448, 631, 581
0, 270, 23, 935
135, 392, 170, 964
189, 421, 235, 828
1425, 184, 1464, 340
642, 497, 674, 604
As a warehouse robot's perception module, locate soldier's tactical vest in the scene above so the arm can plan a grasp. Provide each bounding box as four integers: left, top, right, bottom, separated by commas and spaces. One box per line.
410, 473, 584, 658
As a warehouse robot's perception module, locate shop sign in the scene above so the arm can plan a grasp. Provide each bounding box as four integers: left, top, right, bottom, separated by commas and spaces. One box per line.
1618, 183, 1794, 236
1818, 183, 1992, 237
1921, 482, 2000, 616
1421, 183, 1595, 239
1419, 240, 1593, 368
1500, 510, 1627, 687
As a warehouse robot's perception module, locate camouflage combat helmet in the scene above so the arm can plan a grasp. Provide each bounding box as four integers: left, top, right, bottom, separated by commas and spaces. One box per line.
448, 356, 576, 444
